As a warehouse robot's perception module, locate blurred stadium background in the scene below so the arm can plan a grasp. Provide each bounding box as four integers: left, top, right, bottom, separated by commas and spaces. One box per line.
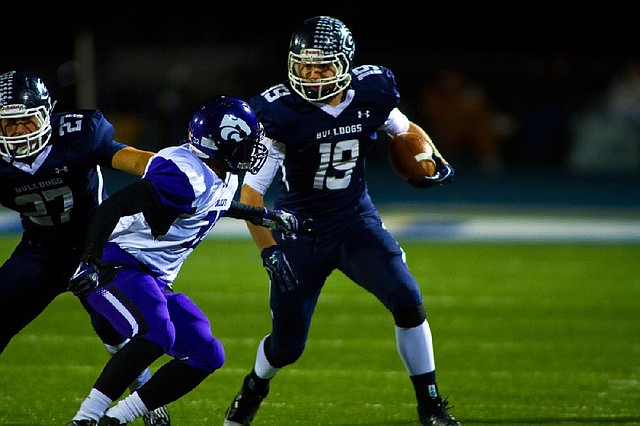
1, 7, 639, 424
1, 3, 639, 240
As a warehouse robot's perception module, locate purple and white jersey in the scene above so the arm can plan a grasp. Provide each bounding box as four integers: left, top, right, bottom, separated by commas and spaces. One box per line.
108, 143, 238, 284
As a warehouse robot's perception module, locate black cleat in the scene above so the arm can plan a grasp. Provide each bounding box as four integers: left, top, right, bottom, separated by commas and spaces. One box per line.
418, 396, 462, 426
97, 416, 125, 426
223, 374, 269, 426
142, 405, 170, 426
66, 421, 97, 426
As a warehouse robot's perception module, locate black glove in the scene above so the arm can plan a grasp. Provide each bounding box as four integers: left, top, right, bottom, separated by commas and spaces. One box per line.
68, 257, 100, 296
261, 209, 314, 237
408, 152, 455, 189
261, 246, 300, 293
68, 256, 120, 297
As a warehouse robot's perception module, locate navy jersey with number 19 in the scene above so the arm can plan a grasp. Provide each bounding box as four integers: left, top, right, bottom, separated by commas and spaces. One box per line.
225, 16, 461, 425
250, 64, 400, 221
244, 61, 424, 359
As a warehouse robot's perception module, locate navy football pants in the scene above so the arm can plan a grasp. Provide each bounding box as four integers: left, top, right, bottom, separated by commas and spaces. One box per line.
0, 238, 124, 353
266, 208, 424, 367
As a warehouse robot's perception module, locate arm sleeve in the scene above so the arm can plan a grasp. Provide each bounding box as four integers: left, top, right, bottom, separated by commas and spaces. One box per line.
83, 178, 162, 262
243, 136, 284, 195
225, 200, 266, 225
379, 107, 410, 137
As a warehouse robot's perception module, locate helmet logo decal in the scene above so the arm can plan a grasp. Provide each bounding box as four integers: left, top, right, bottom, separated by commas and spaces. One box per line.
36, 79, 48, 100
341, 31, 355, 59
220, 114, 251, 143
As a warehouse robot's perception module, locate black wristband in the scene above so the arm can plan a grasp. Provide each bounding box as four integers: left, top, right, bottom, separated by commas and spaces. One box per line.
226, 200, 265, 223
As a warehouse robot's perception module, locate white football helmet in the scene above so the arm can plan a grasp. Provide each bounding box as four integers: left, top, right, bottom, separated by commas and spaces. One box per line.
0, 70, 55, 159
287, 16, 355, 102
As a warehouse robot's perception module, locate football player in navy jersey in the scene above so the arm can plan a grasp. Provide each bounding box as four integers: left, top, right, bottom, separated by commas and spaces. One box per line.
223, 16, 460, 426
0, 70, 170, 426
65, 96, 308, 426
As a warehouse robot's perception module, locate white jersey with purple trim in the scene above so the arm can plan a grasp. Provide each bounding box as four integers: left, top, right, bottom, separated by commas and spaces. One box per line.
108, 143, 238, 284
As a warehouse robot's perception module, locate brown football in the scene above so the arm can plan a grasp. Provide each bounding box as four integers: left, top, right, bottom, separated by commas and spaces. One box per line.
388, 132, 436, 179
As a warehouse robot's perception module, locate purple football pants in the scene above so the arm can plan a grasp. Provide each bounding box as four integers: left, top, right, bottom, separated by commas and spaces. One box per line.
86, 266, 224, 373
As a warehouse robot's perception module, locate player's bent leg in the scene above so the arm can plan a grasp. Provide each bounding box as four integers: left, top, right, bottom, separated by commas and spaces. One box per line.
104, 338, 172, 426
105, 359, 211, 424
393, 305, 461, 425
0, 244, 65, 354
128, 290, 224, 425
104, 339, 153, 391
223, 370, 270, 426
224, 336, 277, 426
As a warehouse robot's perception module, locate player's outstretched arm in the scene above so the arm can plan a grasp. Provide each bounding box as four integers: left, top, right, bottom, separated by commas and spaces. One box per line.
226, 201, 312, 237
111, 146, 155, 176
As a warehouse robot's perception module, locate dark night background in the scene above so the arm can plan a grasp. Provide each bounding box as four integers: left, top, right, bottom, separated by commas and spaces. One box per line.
3, 3, 639, 209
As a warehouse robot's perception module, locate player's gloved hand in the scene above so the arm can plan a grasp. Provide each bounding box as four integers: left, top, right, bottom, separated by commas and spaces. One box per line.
261, 245, 300, 293
68, 253, 121, 297
408, 152, 455, 189
68, 257, 100, 297
260, 209, 314, 237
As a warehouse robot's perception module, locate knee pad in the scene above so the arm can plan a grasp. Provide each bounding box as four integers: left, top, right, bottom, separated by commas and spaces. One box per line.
393, 304, 426, 328
264, 335, 304, 368
186, 337, 225, 373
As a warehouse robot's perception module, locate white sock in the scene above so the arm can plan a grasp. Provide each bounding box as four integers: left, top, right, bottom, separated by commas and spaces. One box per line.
72, 388, 113, 422
254, 335, 280, 379
104, 391, 148, 423
395, 320, 436, 375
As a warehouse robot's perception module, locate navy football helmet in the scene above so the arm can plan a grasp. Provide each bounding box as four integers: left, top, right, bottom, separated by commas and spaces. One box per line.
288, 16, 355, 101
188, 96, 267, 174
0, 70, 55, 159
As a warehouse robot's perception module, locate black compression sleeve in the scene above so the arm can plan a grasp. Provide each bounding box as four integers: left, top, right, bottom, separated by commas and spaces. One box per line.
225, 200, 265, 224
83, 178, 162, 261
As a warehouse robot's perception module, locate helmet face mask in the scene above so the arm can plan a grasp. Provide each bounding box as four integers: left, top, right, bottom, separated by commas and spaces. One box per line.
188, 96, 267, 175
288, 16, 355, 102
0, 71, 55, 160
288, 50, 350, 101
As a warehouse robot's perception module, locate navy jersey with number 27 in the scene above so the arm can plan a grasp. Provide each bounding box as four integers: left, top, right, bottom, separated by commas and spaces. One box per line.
0, 109, 126, 246
0, 108, 131, 354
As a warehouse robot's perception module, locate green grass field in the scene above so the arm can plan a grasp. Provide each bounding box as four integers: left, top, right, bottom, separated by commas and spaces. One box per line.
0, 235, 638, 425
